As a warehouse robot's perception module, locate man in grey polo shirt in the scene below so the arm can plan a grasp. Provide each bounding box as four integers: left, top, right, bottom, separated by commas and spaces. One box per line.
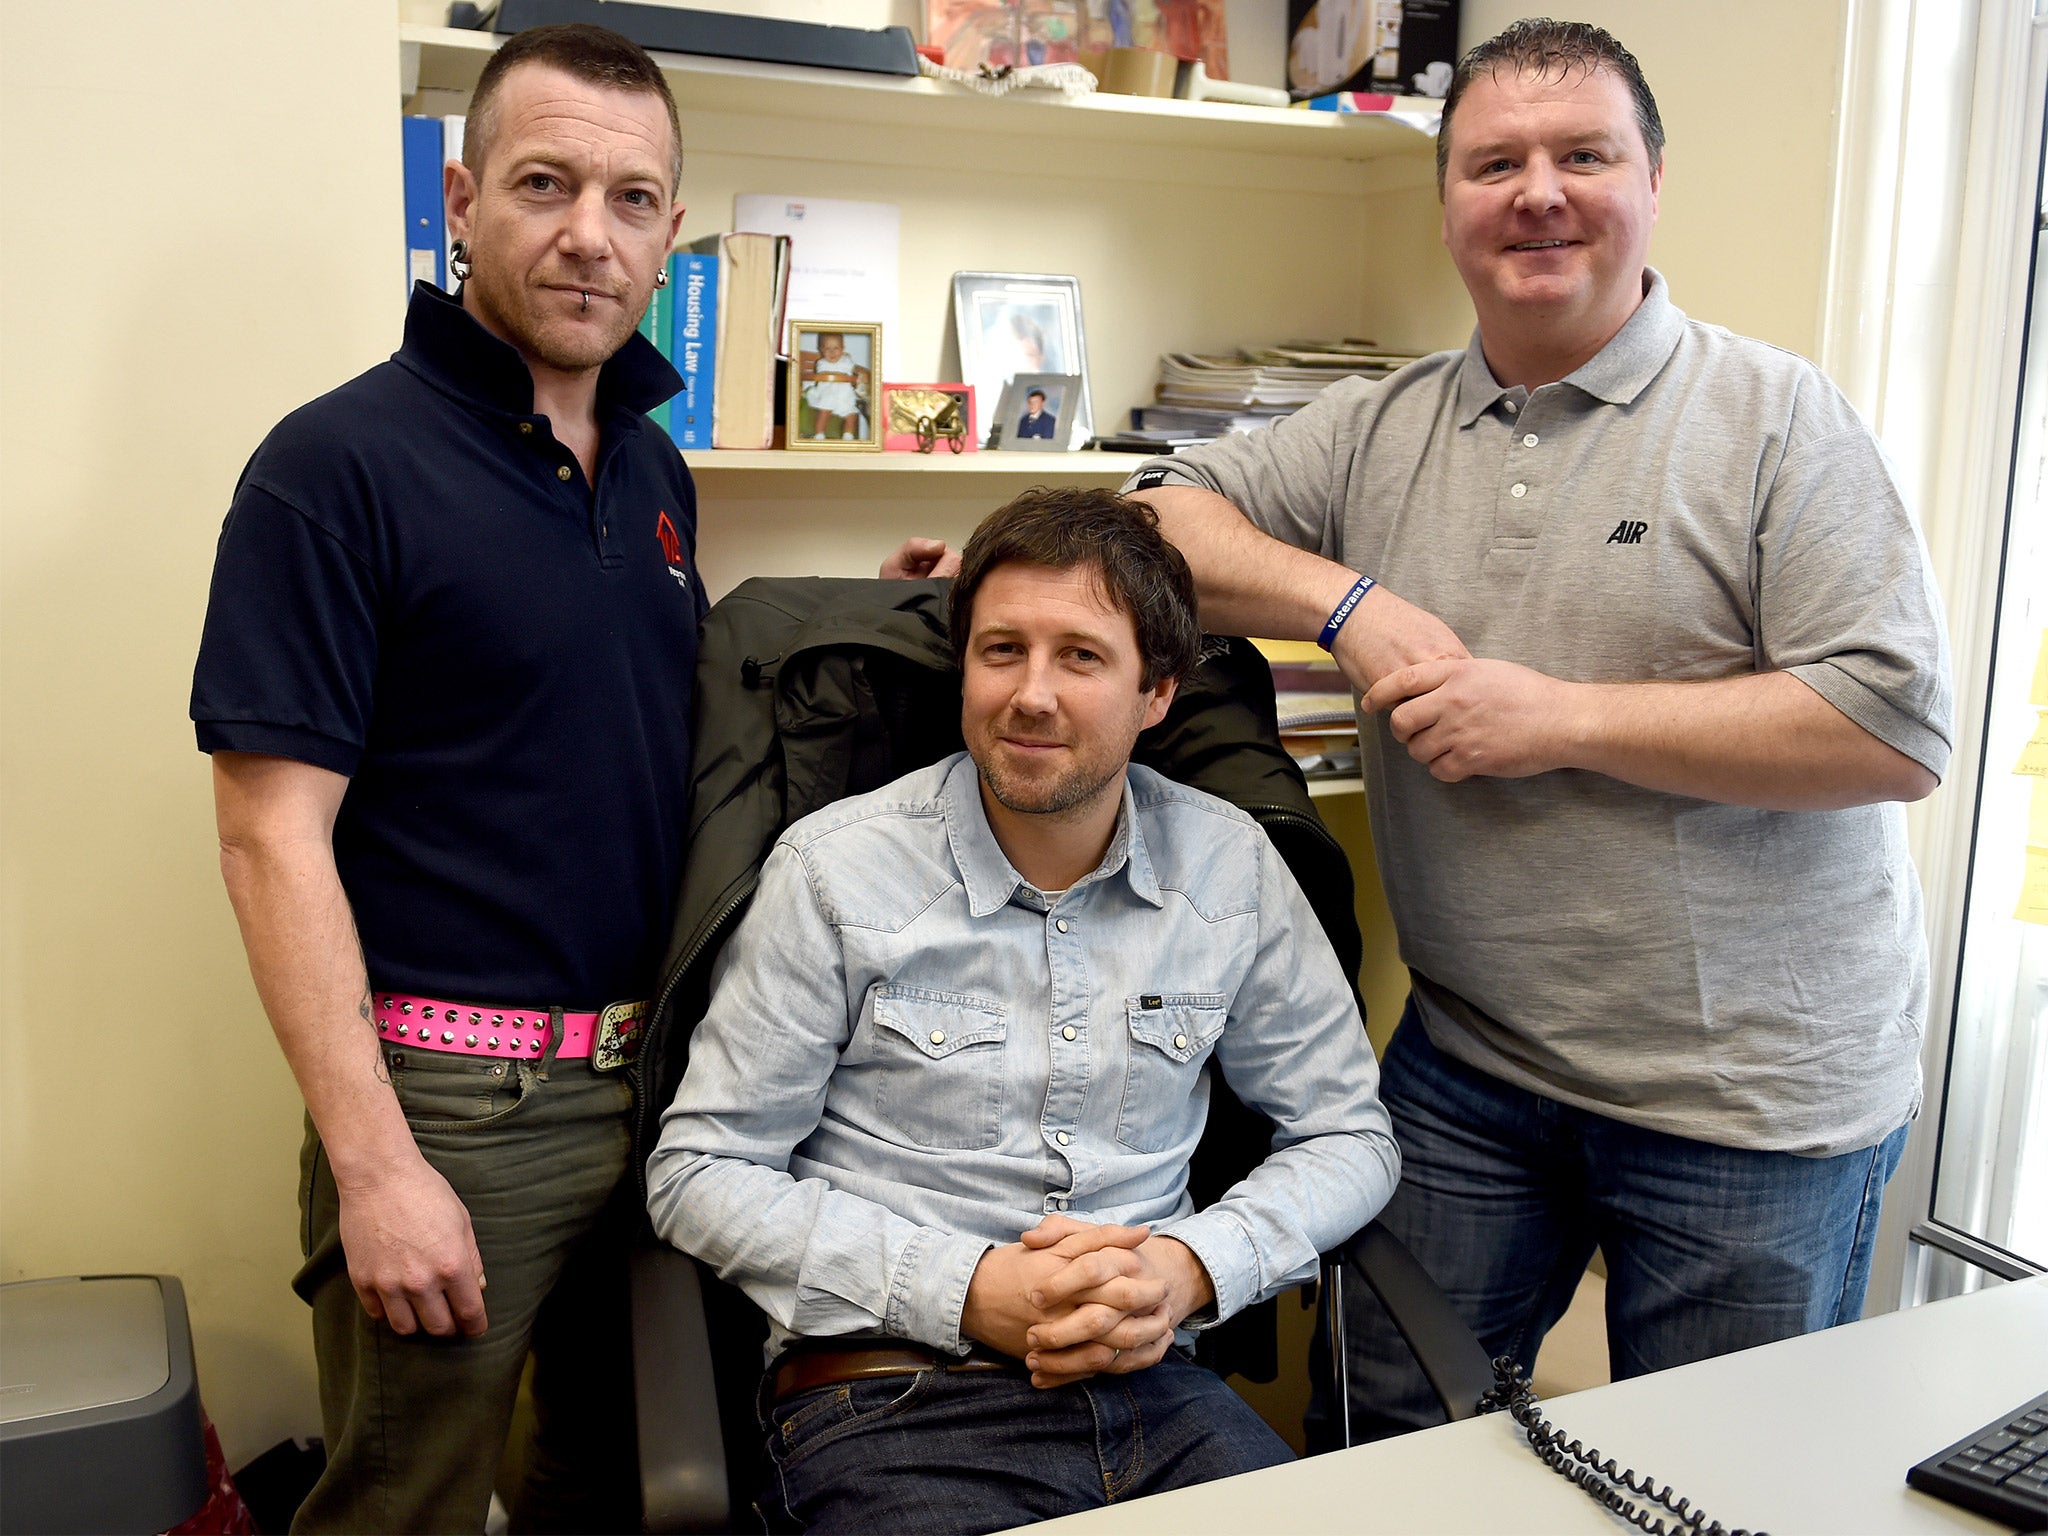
1128, 19, 1953, 1442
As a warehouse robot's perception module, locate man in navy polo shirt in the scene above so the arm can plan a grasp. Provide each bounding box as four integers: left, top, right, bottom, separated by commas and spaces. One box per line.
194, 25, 700, 1532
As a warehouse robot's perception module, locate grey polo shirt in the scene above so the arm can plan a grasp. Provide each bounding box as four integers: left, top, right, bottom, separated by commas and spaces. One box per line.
1128, 269, 1953, 1156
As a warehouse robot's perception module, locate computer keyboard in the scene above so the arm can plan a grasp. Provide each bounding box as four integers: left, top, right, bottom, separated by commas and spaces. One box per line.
1907, 1389, 2048, 1531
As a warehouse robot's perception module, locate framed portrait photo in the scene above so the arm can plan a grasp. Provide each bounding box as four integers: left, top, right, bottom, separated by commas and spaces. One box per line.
785, 321, 882, 452
951, 273, 1091, 448
992, 373, 1082, 452
882, 382, 977, 454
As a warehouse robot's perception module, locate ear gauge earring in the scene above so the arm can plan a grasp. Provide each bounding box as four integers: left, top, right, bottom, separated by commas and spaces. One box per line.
654, 266, 669, 288
449, 240, 472, 283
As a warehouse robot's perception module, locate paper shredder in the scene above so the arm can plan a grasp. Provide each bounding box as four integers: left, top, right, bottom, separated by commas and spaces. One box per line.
0, 1275, 208, 1534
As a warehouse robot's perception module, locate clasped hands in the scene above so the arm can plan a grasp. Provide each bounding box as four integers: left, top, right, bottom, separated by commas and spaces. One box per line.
961, 1215, 1214, 1390
1335, 584, 1577, 783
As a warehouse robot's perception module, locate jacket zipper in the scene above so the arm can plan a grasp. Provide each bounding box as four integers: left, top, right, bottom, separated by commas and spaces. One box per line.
1240, 801, 1346, 857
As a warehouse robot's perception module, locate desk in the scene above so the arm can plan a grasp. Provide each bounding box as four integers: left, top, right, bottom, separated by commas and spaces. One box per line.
1033, 1278, 2048, 1535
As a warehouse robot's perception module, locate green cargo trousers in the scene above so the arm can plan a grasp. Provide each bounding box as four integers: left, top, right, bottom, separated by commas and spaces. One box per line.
290, 1039, 642, 1534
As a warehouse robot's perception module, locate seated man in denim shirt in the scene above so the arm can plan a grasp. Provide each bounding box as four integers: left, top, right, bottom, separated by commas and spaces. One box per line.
646, 487, 1400, 1533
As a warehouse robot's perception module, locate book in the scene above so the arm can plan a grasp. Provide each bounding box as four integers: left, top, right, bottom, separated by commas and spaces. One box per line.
668, 249, 719, 452
1131, 404, 1290, 435
636, 264, 671, 432
401, 115, 447, 296
687, 231, 792, 450
1089, 429, 1216, 453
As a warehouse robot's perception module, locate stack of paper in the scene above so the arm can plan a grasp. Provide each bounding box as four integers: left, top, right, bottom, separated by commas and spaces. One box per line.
1154, 341, 1421, 410
1266, 648, 1362, 780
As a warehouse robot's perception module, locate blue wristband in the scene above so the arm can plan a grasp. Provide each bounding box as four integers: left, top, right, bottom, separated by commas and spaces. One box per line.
1316, 575, 1377, 651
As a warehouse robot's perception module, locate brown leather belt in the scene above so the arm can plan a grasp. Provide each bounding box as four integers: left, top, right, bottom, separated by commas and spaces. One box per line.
769, 1344, 1016, 1405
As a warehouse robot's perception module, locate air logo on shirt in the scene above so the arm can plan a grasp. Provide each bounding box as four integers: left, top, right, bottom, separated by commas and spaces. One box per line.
655, 510, 691, 592
1604, 519, 1649, 546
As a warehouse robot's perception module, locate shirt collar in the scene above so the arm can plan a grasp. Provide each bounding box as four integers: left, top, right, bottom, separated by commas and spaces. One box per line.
940, 754, 1165, 916
393, 280, 684, 420
1455, 266, 1684, 425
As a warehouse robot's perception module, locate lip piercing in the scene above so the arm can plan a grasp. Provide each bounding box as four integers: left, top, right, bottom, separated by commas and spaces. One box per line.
580, 290, 589, 312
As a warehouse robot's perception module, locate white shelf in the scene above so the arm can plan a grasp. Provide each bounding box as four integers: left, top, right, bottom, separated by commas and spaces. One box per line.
1307, 777, 1363, 799
686, 447, 1140, 479
401, 23, 1439, 166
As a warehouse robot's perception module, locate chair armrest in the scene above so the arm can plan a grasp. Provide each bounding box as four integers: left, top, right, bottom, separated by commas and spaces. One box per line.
629, 1243, 731, 1534
1324, 1219, 1496, 1436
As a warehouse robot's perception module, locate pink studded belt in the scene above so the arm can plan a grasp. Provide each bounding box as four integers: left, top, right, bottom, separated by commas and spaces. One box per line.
373, 992, 648, 1072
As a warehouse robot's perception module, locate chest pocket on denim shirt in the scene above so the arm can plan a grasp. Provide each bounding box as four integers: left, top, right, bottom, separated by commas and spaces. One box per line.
870, 987, 1008, 1151
1117, 996, 1228, 1153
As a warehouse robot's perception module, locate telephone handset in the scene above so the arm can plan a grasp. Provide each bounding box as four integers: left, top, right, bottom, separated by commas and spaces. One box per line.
1479, 1356, 1769, 1536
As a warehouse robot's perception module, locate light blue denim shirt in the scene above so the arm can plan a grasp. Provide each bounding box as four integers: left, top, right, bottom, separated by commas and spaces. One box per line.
646, 753, 1399, 1356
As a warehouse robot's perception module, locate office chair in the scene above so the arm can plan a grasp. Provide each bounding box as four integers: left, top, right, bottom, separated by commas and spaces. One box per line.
630, 1224, 1495, 1533
626, 577, 1495, 1532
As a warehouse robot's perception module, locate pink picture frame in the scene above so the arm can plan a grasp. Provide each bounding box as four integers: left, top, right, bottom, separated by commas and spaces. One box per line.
881, 382, 978, 454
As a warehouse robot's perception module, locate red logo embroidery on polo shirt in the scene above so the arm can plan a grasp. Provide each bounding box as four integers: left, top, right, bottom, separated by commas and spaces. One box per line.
655, 510, 690, 593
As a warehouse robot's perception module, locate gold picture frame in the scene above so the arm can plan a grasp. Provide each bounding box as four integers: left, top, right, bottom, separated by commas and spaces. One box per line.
785, 320, 883, 452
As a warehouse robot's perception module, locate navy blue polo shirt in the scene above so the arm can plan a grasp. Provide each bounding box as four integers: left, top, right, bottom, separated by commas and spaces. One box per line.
192, 283, 706, 1008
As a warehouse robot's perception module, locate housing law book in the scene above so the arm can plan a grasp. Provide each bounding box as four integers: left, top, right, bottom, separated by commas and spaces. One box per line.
668, 248, 719, 451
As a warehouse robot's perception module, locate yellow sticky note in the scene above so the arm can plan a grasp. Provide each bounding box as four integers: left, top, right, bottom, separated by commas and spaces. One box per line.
2017, 846, 2048, 926
2017, 710, 2048, 778
2032, 629, 2048, 707
2032, 780, 2048, 847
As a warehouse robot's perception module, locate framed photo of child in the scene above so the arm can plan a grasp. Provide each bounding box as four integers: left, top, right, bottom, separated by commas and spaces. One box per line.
786, 322, 882, 452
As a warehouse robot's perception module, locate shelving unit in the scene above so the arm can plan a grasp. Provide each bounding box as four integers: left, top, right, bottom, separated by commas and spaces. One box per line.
399, 23, 1440, 167
689, 447, 1138, 483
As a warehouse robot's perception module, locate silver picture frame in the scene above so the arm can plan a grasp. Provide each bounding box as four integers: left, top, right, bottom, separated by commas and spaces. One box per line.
991, 373, 1083, 452
951, 272, 1091, 448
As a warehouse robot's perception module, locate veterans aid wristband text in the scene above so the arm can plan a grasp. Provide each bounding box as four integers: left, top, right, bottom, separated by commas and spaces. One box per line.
1317, 575, 1377, 651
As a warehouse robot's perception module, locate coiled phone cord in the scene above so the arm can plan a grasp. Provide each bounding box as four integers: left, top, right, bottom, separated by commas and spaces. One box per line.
1478, 1356, 1769, 1536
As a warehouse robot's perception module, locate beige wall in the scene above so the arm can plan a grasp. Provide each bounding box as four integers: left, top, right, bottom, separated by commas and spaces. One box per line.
0, 1, 398, 1466
0, 0, 1852, 1472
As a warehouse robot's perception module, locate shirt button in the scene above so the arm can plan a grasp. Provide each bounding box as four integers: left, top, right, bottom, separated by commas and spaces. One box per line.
929, 1029, 945, 1045
518, 422, 533, 435
1504, 399, 1520, 414
1055, 919, 1069, 933
1523, 433, 1539, 447
1056, 1198, 1069, 1211
1056, 1131, 1071, 1146
1510, 483, 1527, 498
1062, 1025, 1077, 1041
556, 464, 573, 481
1174, 1034, 1189, 1049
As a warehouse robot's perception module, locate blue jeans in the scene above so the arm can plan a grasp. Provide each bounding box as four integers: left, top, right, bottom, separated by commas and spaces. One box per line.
759, 1351, 1291, 1533
1309, 1007, 1909, 1448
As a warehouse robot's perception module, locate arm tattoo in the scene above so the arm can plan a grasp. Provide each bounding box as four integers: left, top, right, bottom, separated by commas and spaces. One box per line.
363, 987, 393, 1085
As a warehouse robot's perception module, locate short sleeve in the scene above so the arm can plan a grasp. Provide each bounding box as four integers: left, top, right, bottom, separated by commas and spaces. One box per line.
1121, 379, 1379, 563
1755, 424, 1954, 777
189, 482, 380, 776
